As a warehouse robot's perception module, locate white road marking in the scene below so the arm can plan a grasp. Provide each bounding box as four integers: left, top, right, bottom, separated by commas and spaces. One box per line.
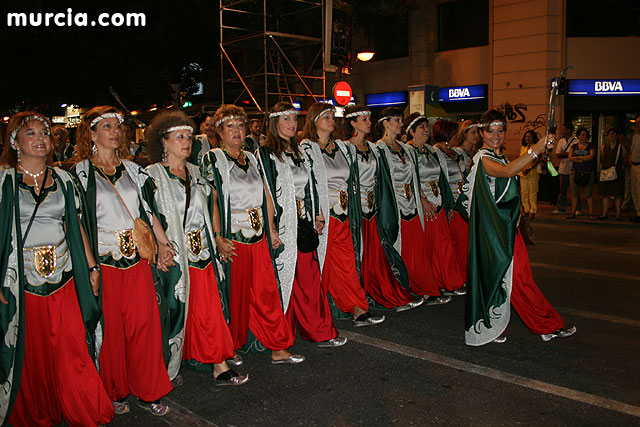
531, 262, 640, 282
556, 307, 640, 328
340, 330, 640, 418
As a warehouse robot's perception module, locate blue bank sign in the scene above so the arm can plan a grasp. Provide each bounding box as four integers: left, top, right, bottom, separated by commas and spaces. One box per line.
568, 79, 640, 96
438, 85, 487, 102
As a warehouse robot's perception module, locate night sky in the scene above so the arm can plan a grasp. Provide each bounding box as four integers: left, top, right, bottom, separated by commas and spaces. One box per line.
1, 0, 219, 117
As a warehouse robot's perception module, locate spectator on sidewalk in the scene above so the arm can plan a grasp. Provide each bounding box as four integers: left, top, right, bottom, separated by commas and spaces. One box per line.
518, 130, 541, 219
597, 128, 627, 220
553, 123, 580, 214
630, 115, 640, 223
568, 127, 595, 219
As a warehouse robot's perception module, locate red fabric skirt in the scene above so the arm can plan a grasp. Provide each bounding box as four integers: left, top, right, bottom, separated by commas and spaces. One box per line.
423, 210, 465, 292
99, 261, 173, 402
321, 216, 369, 314
449, 211, 468, 280
228, 236, 294, 351
362, 215, 413, 308
401, 215, 437, 296
10, 279, 114, 427
182, 263, 234, 364
285, 251, 338, 342
511, 232, 565, 334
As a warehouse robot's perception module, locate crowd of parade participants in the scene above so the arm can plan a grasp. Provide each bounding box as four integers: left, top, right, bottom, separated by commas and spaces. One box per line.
0, 103, 577, 426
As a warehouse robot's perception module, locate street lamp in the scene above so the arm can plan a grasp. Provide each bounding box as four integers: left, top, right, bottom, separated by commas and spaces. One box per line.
356, 51, 375, 62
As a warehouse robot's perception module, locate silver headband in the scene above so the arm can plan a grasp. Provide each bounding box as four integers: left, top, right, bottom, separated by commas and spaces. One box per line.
344, 110, 371, 119
377, 116, 392, 124
90, 112, 123, 128
215, 115, 244, 128
9, 115, 51, 150
269, 109, 297, 119
466, 123, 480, 130
405, 115, 426, 134
313, 108, 335, 123
480, 120, 507, 129
165, 125, 193, 134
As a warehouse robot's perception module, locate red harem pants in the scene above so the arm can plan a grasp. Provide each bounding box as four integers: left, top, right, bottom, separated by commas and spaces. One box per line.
449, 211, 468, 280
321, 216, 369, 314
99, 261, 173, 402
362, 215, 413, 308
401, 215, 437, 296
511, 232, 565, 334
10, 279, 114, 427
285, 251, 338, 342
182, 262, 234, 364
423, 210, 465, 292
228, 236, 294, 351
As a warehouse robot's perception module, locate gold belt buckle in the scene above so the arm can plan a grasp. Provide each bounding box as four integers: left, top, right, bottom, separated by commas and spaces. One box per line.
403, 184, 412, 202
247, 208, 262, 232
429, 181, 439, 198
457, 181, 464, 194
33, 245, 56, 278
339, 190, 348, 211
366, 190, 375, 210
187, 229, 203, 256
296, 198, 303, 218
116, 229, 136, 258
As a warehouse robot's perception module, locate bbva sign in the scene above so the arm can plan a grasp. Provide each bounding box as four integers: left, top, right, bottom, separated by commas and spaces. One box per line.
595, 81, 623, 92
449, 88, 471, 98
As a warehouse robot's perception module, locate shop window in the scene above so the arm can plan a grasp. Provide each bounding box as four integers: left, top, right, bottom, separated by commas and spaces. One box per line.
567, 0, 640, 37
438, 0, 488, 51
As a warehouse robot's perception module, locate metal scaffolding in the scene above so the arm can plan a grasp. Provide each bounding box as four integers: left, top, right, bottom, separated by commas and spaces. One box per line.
219, 0, 326, 113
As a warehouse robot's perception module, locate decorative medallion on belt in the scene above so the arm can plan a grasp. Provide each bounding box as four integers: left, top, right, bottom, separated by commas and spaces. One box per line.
34, 245, 56, 278
457, 181, 464, 194
187, 229, 203, 256
247, 208, 262, 232
403, 184, 412, 202
116, 229, 136, 258
296, 198, 303, 218
339, 190, 348, 211
429, 181, 439, 198
366, 190, 375, 210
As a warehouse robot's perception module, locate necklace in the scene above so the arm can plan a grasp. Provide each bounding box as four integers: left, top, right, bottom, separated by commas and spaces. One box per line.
18, 164, 46, 194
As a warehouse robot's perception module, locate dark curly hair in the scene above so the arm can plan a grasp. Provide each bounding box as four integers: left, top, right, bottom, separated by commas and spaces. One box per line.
146, 111, 196, 164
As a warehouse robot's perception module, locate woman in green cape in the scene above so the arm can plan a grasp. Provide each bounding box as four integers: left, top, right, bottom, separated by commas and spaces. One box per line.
459, 109, 576, 346
0, 112, 113, 426
146, 110, 249, 386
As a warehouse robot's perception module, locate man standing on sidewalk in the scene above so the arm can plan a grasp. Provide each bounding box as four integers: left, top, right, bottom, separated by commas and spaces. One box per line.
630, 116, 640, 223
553, 123, 580, 214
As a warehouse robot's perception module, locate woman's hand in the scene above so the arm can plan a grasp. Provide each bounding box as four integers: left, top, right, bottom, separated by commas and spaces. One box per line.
89, 269, 101, 296
421, 196, 437, 221
0, 289, 8, 305
216, 236, 237, 263
315, 214, 326, 235
156, 243, 176, 272
270, 229, 283, 250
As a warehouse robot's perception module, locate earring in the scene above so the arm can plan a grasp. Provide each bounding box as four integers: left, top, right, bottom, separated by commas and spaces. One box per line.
16, 148, 20, 162
162, 145, 168, 163
353, 131, 358, 137
91, 142, 98, 155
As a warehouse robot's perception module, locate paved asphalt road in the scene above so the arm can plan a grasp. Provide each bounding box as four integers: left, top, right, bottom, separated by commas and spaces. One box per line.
109, 215, 640, 427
